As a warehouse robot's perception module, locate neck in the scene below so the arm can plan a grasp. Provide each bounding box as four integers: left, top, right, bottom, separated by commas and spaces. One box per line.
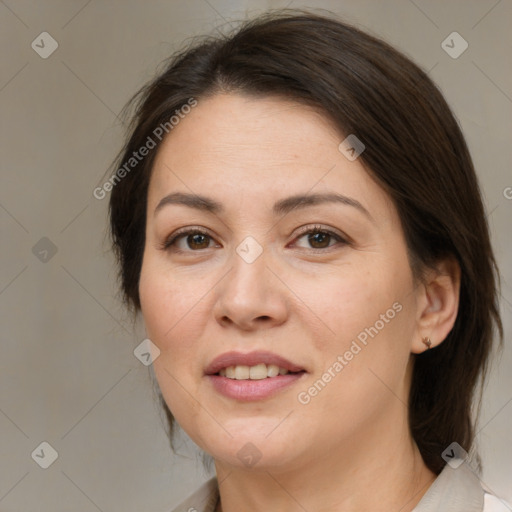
213, 408, 436, 512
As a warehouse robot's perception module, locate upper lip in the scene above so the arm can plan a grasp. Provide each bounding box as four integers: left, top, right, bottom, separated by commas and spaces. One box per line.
204, 350, 306, 375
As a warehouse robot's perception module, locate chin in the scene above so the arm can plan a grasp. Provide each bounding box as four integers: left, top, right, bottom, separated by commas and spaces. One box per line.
200, 428, 301, 471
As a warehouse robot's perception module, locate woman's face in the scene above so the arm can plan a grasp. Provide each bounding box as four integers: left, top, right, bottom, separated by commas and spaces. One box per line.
139, 93, 424, 470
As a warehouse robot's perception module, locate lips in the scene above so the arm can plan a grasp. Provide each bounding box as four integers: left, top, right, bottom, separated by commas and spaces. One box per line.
204, 350, 306, 376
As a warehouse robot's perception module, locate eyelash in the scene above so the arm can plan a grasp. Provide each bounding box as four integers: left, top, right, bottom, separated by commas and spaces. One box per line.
160, 224, 349, 253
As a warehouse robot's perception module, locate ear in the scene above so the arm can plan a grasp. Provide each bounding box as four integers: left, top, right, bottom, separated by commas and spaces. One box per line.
411, 257, 461, 354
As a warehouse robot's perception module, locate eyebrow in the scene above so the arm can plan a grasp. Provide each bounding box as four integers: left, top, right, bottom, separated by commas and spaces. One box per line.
154, 191, 372, 220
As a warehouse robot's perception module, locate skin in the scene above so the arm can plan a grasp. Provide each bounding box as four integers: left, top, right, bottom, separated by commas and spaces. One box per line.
139, 93, 460, 511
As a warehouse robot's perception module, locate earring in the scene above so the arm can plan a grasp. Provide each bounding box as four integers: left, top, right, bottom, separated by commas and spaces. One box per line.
422, 337, 432, 349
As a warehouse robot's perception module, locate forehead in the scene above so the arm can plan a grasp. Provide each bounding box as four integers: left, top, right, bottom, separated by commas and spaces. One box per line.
147, 93, 394, 219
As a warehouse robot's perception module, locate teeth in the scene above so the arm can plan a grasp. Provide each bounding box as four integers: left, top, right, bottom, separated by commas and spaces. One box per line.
235, 365, 250, 379
267, 364, 280, 377
249, 363, 267, 380
219, 363, 290, 380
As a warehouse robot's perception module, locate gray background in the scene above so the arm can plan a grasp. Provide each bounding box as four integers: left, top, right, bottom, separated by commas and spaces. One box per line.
1, 0, 511, 510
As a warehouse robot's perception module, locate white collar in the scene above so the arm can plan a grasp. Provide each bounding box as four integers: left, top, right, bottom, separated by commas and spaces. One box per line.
171, 462, 488, 512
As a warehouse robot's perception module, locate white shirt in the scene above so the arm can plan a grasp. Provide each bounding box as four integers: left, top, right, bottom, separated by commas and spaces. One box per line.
170, 462, 511, 512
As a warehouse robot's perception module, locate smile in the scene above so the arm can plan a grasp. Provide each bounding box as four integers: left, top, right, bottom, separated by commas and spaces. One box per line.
218, 363, 294, 379
204, 351, 307, 401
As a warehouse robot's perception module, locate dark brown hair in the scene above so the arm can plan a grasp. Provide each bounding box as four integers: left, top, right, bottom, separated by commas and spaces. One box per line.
107, 9, 503, 474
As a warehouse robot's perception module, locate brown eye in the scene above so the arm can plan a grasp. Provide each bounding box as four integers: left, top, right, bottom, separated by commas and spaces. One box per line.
185, 233, 211, 250
162, 228, 218, 252
293, 226, 347, 250
307, 231, 332, 249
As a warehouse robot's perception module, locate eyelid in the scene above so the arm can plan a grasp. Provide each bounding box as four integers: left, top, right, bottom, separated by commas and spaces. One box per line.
160, 223, 350, 252
290, 223, 350, 248
160, 225, 219, 251
292, 223, 348, 240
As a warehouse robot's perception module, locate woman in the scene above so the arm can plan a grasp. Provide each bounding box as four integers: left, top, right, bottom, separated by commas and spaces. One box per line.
107, 10, 508, 511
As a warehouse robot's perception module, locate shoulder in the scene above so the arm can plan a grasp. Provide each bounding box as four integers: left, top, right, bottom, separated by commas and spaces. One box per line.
169, 477, 219, 512
414, 462, 510, 512
483, 493, 512, 512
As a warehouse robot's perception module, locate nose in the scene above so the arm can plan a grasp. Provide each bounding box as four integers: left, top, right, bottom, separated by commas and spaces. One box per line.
213, 245, 288, 331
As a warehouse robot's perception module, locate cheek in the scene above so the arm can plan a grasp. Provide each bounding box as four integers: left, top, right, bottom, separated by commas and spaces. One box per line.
292, 260, 416, 404
291, 260, 411, 353
140, 255, 203, 342
325, 273, 414, 385
138, 257, 207, 389
139, 260, 210, 425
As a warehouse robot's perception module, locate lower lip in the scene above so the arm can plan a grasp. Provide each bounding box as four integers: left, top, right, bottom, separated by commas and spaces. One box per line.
206, 373, 306, 401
